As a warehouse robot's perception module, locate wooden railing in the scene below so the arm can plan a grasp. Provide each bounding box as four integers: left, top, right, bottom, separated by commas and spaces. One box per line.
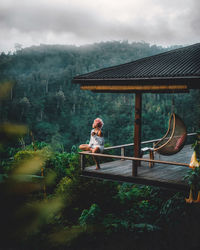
79, 133, 196, 176
104, 132, 196, 152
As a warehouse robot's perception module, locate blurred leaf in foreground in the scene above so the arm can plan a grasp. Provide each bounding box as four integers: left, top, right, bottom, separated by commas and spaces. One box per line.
0, 122, 28, 149
0, 81, 14, 100
0, 138, 63, 248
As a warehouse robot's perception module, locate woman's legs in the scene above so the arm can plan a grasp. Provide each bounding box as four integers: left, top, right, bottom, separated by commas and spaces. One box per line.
79, 145, 101, 170
79, 144, 91, 151
92, 147, 101, 170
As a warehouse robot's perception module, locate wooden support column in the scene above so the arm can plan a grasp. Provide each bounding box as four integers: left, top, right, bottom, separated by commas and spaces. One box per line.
80, 154, 85, 171
133, 92, 142, 176
121, 147, 125, 161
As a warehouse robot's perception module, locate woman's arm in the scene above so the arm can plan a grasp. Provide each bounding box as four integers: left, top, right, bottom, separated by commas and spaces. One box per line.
97, 130, 103, 137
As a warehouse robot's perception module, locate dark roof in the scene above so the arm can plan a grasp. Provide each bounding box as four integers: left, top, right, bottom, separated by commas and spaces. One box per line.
72, 43, 200, 88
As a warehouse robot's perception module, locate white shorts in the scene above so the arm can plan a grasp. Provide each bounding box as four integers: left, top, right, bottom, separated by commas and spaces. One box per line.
90, 145, 104, 153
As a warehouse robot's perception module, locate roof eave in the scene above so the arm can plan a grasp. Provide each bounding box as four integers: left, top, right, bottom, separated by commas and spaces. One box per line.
72, 76, 200, 88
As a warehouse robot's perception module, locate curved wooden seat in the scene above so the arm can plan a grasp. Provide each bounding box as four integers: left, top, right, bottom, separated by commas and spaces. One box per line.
141, 113, 187, 168
154, 113, 187, 156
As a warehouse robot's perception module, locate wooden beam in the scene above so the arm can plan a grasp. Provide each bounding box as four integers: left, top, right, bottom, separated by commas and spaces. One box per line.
133, 93, 142, 176
93, 90, 189, 94
81, 84, 188, 91
79, 151, 190, 167
81, 171, 189, 192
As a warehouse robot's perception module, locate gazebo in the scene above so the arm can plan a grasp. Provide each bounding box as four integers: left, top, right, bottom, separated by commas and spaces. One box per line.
72, 43, 200, 191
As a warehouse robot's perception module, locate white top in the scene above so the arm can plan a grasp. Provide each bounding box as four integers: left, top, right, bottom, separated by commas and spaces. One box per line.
89, 129, 104, 148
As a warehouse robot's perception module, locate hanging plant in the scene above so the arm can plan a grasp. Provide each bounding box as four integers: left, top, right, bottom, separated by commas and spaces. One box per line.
192, 133, 200, 162
184, 131, 200, 203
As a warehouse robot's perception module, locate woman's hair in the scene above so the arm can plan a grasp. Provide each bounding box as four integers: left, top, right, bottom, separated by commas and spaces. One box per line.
94, 118, 104, 129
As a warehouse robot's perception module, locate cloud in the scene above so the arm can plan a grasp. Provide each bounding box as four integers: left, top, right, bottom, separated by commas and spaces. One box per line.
0, 0, 199, 52
188, 0, 200, 32
0, 1, 98, 34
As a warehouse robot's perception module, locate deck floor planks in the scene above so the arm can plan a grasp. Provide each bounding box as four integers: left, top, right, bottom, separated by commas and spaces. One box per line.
82, 144, 193, 190
98, 161, 126, 173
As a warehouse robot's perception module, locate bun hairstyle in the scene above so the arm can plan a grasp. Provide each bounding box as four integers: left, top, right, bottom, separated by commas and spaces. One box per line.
94, 118, 104, 129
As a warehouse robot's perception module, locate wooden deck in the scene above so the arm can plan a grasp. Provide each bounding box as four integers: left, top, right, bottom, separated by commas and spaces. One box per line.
81, 144, 193, 191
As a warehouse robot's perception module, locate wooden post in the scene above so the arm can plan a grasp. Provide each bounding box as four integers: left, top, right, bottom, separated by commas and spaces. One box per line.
80, 154, 85, 171
149, 150, 154, 168
133, 93, 142, 176
121, 147, 125, 160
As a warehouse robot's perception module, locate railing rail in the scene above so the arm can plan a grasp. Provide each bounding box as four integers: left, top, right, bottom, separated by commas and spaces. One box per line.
79, 151, 190, 177
80, 133, 196, 176
103, 132, 196, 151
80, 151, 190, 167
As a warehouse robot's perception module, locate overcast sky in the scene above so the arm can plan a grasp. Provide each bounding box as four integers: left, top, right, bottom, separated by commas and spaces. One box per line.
0, 0, 199, 52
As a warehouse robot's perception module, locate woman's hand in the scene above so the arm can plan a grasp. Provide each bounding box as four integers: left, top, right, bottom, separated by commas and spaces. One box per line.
92, 129, 103, 137
97, 130, 103, 137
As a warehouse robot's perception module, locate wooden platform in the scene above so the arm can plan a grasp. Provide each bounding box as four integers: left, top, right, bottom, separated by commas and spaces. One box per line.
81, 145, 193, 191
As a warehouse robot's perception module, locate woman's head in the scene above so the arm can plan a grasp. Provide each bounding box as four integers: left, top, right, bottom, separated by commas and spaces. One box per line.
93, 118, 104, 129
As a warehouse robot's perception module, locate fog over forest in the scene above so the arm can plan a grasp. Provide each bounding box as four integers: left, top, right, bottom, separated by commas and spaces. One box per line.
0, 41, 199, 151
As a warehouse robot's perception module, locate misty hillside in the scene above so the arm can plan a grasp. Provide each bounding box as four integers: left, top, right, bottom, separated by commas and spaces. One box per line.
0, 41, 198, 151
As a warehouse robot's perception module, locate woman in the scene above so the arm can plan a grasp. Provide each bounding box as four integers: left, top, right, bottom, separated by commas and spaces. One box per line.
79, 118, 104, 170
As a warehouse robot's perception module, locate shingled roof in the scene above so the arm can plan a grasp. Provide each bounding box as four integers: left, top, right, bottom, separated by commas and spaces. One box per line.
72, 43, 200, 91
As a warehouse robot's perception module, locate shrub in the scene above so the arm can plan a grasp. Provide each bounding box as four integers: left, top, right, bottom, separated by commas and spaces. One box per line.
79, 204, 101, 226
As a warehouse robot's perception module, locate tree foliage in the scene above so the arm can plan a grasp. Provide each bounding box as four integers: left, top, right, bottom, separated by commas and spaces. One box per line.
1, 41, 199, 152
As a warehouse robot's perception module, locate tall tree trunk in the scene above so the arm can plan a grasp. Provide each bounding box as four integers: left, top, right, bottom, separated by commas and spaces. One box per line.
40, 110, 43, 121
45, 80, 49, 93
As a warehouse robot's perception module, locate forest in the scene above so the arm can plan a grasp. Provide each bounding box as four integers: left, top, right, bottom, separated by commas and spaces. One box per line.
1, 41, 199, 152
0, 41, 200, 250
